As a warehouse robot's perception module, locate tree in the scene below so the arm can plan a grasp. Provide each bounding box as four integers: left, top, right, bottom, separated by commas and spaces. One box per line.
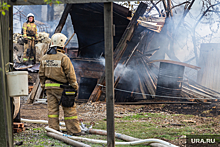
133, 0, 220, 67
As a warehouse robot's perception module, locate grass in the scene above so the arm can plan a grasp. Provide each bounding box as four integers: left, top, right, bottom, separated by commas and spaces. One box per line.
121, 112, 169, 120
14, 112, 220, 146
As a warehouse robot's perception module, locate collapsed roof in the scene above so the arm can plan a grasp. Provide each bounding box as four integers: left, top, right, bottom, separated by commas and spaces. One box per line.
69, 3, 131, 58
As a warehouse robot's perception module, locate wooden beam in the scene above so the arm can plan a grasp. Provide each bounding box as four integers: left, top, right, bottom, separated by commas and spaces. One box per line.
27, 77, 40, 104
54, 4, 72, 33
149, 60, 201, 70
12, 0, 153, 5
104, 2, 115, 147
0, 0, 13, 145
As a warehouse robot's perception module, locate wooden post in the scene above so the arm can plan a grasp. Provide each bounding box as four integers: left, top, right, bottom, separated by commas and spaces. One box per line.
104, 2, 115, 147
0, 0, 13, 145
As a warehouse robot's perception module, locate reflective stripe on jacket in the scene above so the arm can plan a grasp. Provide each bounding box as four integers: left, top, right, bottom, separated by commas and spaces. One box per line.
39, 52, 78, 90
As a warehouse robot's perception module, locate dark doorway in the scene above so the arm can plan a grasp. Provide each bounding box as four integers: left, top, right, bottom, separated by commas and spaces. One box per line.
78, 77, 98, 100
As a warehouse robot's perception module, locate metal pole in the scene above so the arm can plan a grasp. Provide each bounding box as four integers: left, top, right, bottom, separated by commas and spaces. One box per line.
104, 2, 115, 147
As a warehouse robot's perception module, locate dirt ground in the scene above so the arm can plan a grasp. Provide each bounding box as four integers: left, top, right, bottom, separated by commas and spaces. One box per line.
15, 72, 220, 146
20, 98, 220, 122
16, 97, 220, 147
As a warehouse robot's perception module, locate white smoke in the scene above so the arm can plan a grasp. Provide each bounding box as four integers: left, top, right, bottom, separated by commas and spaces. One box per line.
98, 57, 105, 66
114, 64, 134, 80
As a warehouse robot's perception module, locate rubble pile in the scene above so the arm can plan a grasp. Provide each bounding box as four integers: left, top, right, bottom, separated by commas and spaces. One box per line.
13, 33, 24, 45
37, 32, 51, 44
35, 32, 51, 62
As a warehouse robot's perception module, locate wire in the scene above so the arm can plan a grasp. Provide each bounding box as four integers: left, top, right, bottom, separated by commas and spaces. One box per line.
97, 84, 220, 100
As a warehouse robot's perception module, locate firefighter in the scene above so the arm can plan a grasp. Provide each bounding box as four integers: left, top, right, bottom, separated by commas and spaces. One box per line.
39, 33, 83, 136
22, 13, 38, 63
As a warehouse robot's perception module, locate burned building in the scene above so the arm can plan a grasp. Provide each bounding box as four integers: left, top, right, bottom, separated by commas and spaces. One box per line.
21, 2, 220, 104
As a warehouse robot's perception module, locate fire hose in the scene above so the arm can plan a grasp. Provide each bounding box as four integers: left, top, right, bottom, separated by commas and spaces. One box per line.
21, 118, 178, 147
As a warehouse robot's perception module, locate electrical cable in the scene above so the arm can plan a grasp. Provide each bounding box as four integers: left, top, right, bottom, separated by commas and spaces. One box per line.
97, 84, 220, 100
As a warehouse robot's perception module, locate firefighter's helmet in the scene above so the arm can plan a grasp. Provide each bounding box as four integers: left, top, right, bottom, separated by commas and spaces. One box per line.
26, 13, 35, 20
50, 33, 67, 48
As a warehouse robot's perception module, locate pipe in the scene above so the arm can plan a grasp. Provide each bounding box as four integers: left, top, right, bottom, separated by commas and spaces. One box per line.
89, 129, 140, 142
47, 132, 91, 147
21, 118, 178, 146
56, 128, 171, 147
21, 118, 65, 126
55, 128, 141, 142
45, 127, 178, 146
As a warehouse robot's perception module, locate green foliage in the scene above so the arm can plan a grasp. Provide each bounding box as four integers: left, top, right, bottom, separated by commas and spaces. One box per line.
0, 2, 10, 16
44, 0, 62, 6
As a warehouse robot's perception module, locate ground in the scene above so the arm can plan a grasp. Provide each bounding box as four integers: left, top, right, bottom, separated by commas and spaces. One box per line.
14, 97, 220, 147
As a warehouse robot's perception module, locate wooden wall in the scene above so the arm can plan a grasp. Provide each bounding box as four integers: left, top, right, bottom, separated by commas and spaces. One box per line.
0, 0, 13, 146
197, 43, 220, 93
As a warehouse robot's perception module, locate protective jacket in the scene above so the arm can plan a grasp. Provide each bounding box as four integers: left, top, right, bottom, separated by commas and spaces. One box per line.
22, 21, 38, 62
39, 49, 81, 134
39, 50, 78, 90
22, 22, 38, 40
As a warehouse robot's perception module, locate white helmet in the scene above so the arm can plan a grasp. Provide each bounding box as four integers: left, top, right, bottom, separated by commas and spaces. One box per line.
27, 13, 34, 20
50, 33, 67, 48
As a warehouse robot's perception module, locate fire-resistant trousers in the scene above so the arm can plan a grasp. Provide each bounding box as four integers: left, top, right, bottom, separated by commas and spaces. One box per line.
23, 39, 35, 61
46, 89, 81, 134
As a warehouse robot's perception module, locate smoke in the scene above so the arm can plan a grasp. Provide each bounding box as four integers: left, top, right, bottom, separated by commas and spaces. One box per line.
114, 64, 134, 79
98, 57, 105, 66
142, 0, 220, 92
13, 2, 220, 97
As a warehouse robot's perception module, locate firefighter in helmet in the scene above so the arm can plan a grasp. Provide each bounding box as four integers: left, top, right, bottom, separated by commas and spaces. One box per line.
22, 13, 38, 63
39, 33, 83, 136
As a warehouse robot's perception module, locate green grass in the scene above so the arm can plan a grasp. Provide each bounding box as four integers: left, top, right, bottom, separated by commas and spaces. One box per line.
121, 112, 168, 120
14, 112, 219, 147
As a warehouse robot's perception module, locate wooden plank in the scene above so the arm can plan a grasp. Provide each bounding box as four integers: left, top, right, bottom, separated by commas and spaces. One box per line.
27, 77, 40, 104
89, 2, 148, 102
13, 123, 24, 128
149, 60, 201, 70
13, 127, 25, 133
197, 43, 220, 93
35, 84, 42, 101
137, 73, 147, 99
12, 0, 152, 5
104, 2, 115, 147
54, 4, 72, 33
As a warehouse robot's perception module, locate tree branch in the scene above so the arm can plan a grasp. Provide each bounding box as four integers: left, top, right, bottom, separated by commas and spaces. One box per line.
162, 0, 167, 15
151, 0, 162, 17
192, 2, 220, 65
194, 2, 220, 29
171, 1, 190, 10
175, 0, 195, 31
167, 0, 173, 17
147, 0, 163, 15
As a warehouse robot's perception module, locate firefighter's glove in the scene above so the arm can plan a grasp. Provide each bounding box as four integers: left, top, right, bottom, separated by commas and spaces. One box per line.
24, 38, 28, 44
70, 82, 79, 91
